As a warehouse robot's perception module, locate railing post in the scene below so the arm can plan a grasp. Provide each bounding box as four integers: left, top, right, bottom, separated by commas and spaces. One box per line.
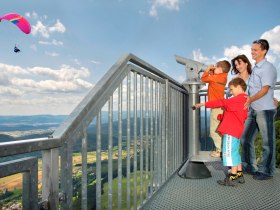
0, 157, 38, 210
42, 148, 59, 209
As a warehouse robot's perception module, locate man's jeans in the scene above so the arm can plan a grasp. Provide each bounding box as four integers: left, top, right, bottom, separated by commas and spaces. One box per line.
241, 109, 276, 176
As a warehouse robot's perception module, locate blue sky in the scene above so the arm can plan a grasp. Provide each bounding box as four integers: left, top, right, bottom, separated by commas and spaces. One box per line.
1, 0, 280, 115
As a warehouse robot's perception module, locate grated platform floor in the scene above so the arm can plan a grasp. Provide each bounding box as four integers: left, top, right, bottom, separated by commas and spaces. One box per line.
141, 161, 280, 210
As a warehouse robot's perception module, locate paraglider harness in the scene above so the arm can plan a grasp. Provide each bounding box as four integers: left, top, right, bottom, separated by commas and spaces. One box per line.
14, 45, 20, 53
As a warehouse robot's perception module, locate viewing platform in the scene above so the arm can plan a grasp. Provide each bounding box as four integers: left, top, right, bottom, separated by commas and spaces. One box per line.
142, 160, 280, 209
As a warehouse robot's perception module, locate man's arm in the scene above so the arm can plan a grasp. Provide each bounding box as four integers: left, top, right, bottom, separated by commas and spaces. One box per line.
244, 85, 270, 109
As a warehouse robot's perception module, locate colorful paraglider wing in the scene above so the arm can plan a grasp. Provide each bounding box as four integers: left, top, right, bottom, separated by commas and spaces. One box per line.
0, 13, 31, 34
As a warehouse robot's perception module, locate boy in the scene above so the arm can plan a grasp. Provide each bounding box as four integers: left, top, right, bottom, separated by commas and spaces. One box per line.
200, 60, 230, 157
193, 77, 248, 186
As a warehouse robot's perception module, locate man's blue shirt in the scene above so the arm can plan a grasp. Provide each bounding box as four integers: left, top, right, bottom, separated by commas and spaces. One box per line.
248, 58, 277, 111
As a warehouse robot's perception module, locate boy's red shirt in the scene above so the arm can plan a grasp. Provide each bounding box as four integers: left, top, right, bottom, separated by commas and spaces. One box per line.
205, 93, 248, 139
201, 71, 228, 101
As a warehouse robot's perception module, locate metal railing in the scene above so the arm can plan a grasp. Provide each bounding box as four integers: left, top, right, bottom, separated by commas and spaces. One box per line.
0, 53, 188, 209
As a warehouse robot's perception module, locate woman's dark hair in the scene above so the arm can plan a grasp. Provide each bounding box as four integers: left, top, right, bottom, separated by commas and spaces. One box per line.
231, 54, 252, 75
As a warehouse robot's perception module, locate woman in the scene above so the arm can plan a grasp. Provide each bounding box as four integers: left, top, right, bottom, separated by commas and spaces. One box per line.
231, 54, 252, 85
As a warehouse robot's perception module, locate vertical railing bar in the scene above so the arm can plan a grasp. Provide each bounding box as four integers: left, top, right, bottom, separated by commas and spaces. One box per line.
174, 89, 177, 170
140, 74, 144, 205
96, 111, 102, 210
145, 76, 149, 199
175, 90, 178, 168
81, 128, 88, 210
23, 159, 38, 210
161, 82, 166, 181
159, 82, 165, 182
173, 89, 176, 169
172, 88, 175, 170
175, 90, 178, 169
60, 141, 73, 210
118, 83, 123, 210
176, 90, 180, 167
42, 149, 59, 209
150, 78, 154, 194
157, 82, 164, 186
154, 81, 160, 190
126, 73, 131, 210
171, 88, 174, 172
165, 80, 170, 177
133, 72, 137, 208
108, 96, 113, 210
179, 92, 183, 163
169, 87, 172, 173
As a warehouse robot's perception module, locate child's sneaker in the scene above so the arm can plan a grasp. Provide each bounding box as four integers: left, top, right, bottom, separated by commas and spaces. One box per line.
237, 171, 245, 184
227, 170, 245, 184
217, 174, 239, 187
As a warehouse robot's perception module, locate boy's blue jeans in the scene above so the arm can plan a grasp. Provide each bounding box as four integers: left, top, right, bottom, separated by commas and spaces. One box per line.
241, 109, 276, 176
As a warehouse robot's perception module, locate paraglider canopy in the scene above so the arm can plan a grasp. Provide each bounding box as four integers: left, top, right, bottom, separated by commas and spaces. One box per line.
0, 13, 31, 34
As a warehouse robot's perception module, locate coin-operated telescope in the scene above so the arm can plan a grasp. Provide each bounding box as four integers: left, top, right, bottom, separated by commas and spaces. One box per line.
175, 54, 207, 84
175, 55, 213, 179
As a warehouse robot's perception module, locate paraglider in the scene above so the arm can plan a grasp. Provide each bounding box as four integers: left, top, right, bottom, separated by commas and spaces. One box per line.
0, 13, 31, 34
0, 13, 31, 53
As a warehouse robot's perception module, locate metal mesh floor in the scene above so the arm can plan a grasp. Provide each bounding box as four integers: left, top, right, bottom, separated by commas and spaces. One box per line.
141, 161, 280, 210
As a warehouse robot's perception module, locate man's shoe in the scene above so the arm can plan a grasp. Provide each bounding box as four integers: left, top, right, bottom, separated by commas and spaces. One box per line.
253, 172, 273, 180
217, 175, 239, 187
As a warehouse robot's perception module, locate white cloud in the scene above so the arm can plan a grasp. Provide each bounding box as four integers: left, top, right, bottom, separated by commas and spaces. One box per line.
31, 21, 50, 38
261, 25, 280, 55
223, 25, 280, 66
0, 62, 94, 114
28, 65, 90, 81
0, 63, 29, 75
90, 60, 101, 65
193, 49, 210, 63
0, 86, 24, 96
224, 44, 252, 63
0, 63, 93, 95
48, 20, 66, 33
31, 19, 66, 38
10, 78, 80, 92
149, 0, 181, 17
25, 11, 38, 19
39, 39, 63, 46
192, 49, 217, 64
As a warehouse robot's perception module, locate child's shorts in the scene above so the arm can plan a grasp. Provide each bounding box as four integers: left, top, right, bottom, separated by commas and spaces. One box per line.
222, 134, 241, 166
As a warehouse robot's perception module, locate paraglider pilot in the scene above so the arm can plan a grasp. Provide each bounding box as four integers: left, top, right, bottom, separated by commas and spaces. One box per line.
14, 45, 20, 53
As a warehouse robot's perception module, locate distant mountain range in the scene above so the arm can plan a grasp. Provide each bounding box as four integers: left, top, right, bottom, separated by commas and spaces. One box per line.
0, 115, 67, 132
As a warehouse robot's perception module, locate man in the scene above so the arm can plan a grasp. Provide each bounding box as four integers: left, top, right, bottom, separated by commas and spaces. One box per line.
242, 39, 277, 180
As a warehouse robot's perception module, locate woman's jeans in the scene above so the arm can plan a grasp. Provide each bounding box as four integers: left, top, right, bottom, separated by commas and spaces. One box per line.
241, 109, 276, 176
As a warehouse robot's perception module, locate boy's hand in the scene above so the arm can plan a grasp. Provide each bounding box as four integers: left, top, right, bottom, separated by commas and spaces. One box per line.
205, 64, 215, 73
192, 103, 205, 109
